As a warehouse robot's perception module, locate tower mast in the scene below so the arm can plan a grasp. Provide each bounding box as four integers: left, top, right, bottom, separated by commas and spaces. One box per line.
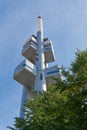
35, 16, 46, 91
13, 16, 61, 119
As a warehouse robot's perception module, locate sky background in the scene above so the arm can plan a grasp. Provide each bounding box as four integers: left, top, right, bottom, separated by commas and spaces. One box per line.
0, 0, 87, 129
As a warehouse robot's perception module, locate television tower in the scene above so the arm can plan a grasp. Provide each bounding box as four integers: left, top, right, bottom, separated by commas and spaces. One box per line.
13, 16, 61, 118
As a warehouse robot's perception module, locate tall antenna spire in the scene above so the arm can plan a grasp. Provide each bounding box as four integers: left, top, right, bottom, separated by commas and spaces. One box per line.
35, 15, 46, 91
37, 16, 43, 33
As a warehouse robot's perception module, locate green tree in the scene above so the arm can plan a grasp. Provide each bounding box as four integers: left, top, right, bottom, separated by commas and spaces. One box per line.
8, 49, 87, 130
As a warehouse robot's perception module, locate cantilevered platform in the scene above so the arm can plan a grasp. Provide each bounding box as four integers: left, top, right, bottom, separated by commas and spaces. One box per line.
14, 60, 61, 88
13, 60, 36, 88
44, 39, 55, 63
22, 35, 37, 64
22, 36, 55, 64
46, 65, 61, 86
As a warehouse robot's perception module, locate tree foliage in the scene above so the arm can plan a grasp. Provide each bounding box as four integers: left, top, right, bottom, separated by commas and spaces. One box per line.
8, 49, 87, 130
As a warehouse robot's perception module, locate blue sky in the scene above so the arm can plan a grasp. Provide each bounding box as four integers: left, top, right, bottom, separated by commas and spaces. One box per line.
0, 0, 87, 129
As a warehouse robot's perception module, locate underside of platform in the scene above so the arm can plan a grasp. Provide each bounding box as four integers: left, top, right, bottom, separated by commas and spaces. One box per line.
13, 60, 36, 89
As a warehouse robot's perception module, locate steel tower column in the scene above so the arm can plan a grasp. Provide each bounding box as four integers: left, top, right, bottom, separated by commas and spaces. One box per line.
19, 87, 29, 118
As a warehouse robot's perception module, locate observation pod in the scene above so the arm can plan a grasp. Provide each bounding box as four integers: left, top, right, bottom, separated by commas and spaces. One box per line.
13, 60, 36, 88
14, 61, 61, 88
22, 36, 55, 64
